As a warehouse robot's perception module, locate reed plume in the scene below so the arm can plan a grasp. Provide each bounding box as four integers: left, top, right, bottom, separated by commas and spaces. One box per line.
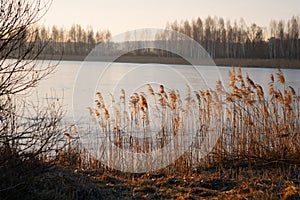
277, 69, 285, 84
85, 67, 299, 173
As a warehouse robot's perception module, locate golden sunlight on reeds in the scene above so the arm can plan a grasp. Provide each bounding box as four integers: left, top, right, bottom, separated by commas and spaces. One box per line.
86, 67, 299, 171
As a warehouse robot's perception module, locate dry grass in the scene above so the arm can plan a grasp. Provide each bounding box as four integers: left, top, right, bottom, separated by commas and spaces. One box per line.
37, 66, 298, 199
1, 67, 300, 199
2, 150, 298, 199
83, 67, 300, 172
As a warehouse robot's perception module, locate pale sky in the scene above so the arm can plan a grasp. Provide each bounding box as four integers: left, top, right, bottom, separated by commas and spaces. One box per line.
42, 0, 300, 35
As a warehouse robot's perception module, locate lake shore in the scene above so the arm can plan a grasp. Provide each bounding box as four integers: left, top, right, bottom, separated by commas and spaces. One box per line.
40, 54, 300, 69
7, 160, 298, 199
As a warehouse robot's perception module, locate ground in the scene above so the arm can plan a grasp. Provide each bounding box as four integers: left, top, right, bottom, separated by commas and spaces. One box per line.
3, 162, 297, 200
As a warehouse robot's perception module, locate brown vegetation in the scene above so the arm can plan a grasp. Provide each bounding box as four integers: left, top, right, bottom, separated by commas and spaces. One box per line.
32, 67, 297, 199
1, 0, 299, 199
87, 67, 300, 169
2, 64, 300, 199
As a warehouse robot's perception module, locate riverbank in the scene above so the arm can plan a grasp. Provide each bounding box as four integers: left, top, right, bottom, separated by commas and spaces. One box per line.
40, 54, 300, 69
2, 158, 299, 199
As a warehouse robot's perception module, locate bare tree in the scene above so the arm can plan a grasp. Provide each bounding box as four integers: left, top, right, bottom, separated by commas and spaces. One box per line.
87, 26, 95, 50
275, 20, 285, 58
204, 16, 213, 56
0, 0, 65, 165
218, 17, 226, 58
289, 16, 299, 59
51, 25, 59, 54
269, 20, 277, 58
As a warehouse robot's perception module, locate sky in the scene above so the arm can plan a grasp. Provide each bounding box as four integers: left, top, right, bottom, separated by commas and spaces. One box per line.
42, 0, 300, 35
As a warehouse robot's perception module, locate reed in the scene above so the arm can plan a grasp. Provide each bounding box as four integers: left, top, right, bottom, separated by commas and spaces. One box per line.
78, 67, 300, 173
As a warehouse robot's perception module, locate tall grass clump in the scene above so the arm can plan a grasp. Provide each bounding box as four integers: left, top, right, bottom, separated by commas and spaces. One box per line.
217, 67, 299, 165
84, 67, 299, 173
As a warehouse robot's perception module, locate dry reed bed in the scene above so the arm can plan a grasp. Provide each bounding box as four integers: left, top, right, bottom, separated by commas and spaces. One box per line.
71, 67, 300, 172
39, 67, 300, 199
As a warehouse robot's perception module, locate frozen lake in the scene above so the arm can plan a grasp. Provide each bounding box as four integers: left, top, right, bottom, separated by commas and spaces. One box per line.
34, 60, 300, 124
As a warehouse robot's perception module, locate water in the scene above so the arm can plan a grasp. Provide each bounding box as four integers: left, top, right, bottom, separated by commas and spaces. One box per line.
34, 60, 300, 124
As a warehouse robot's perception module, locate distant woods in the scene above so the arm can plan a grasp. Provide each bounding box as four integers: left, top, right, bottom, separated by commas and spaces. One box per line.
36, 24, 111, 56
36, 16, 300, 59
164, 16, 300, 59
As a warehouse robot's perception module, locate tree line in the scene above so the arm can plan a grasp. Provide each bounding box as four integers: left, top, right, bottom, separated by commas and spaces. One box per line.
35, 24, 111, 56
163, 16, 300, 59
34, 16, 300, 59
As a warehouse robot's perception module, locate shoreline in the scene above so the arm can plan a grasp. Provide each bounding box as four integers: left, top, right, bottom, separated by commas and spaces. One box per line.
39, 54, 300, 69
